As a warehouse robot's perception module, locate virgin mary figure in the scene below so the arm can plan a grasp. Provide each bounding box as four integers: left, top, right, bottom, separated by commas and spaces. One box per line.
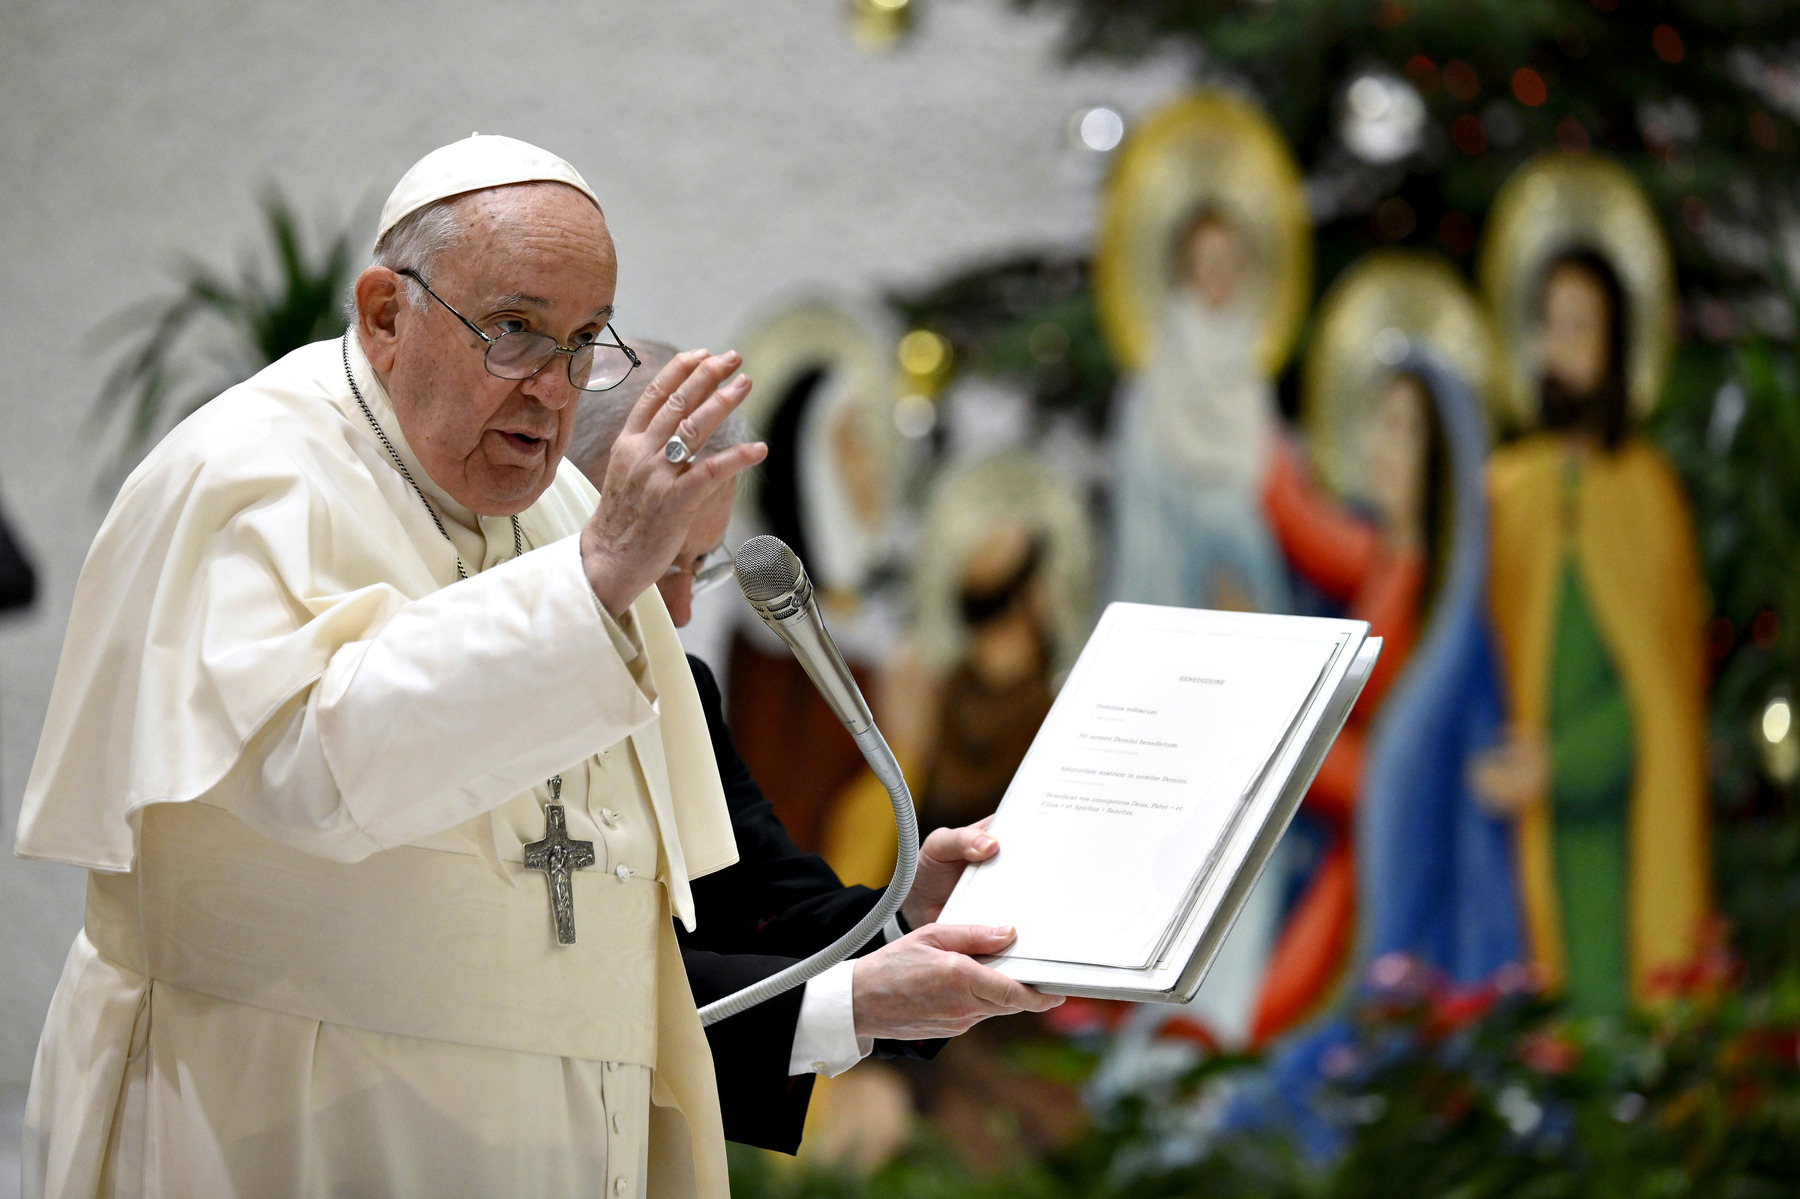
1201, 345, 1521, 1163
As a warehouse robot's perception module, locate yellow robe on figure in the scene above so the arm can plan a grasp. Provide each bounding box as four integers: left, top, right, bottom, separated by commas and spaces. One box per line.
1486, 433, 1710, 1004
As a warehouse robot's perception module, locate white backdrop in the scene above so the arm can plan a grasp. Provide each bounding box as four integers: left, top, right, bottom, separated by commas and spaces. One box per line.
0, 0, 1184, 1097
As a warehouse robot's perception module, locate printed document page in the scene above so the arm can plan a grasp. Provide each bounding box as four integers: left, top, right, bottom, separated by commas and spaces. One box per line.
939, 606, 1341, 970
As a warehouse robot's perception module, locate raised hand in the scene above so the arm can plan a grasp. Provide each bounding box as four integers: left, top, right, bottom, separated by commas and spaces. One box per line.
851, 923, 1063, 1041
580, 349, 766, 615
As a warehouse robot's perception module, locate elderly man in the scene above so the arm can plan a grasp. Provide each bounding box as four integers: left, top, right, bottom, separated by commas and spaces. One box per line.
17, 136, 1049, 1199
570, 357, 1050, 1154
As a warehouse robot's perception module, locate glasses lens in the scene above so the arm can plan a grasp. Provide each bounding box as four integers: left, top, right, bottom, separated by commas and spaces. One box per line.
572, 345, 636, 392
692, 546, 736, 596
485, 331, 558, 379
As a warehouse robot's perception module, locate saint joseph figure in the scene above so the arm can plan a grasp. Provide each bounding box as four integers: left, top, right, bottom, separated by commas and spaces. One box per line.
16, 137, 770, 1198
1480, 250, 1710, 1015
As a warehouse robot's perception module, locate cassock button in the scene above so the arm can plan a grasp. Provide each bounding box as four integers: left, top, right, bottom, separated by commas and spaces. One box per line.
614, 1177, 628, 1195
616, 864, 634, 881
605, 1061, 616, 1073
612, 1112, 623, 1133
601, 808, 621, 828
811, 1061, 827, 1073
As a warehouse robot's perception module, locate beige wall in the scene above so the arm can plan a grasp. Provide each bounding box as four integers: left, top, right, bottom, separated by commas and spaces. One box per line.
0, 0, 1181, 1094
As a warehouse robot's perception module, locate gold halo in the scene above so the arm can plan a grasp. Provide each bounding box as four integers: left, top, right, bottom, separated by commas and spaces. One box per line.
1478, 153, 1675, 428
1094, 89, 1313, 376
733, 295, 900, 525
912, 453, 1095, 676
1301, 250, 1499, 498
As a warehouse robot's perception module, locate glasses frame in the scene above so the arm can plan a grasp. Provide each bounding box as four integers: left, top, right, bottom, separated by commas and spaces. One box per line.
397, 268, 640, 392
665, 542, 735, 597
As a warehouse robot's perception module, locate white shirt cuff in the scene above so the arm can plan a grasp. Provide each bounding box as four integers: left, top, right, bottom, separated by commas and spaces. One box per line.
788, 960, 870, 1077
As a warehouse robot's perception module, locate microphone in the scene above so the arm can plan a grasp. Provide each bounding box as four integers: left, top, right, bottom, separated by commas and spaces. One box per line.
733, 535, 874, 735
695, 535, 919, 1027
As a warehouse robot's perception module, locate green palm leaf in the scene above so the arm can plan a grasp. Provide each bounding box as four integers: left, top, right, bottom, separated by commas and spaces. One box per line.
92, 190, 357, 475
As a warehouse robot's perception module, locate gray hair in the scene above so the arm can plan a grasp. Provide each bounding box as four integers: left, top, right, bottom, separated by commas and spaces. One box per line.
567, 339, 754, 484
370, 194, 472, 312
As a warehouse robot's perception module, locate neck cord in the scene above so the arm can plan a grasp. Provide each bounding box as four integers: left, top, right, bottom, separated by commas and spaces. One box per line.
342, 335, 560, 810
342, 334, 522, 579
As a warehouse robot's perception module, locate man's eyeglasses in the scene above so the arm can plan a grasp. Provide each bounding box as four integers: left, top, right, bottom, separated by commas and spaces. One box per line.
398, 268, 640, 392
665, 543, 735, 597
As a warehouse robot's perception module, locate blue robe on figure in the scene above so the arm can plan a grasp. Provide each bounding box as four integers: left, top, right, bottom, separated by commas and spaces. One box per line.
1217, 349, 1525, 1160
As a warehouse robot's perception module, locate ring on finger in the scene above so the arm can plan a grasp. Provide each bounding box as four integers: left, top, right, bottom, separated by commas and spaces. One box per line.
662, 434, 694, 466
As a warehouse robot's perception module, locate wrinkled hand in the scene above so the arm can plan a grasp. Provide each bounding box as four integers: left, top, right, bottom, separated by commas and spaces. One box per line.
1468, 730, 1546, 817
581, 349, 767, 616
900, 816, 996, 930
852, 923, 1063, 1041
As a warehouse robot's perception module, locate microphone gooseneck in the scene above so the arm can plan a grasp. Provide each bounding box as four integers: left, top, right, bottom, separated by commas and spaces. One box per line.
696, 536, 920, 1027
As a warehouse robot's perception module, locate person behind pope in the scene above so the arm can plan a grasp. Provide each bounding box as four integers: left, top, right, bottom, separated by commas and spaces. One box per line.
16, 135, 1057, 1198
566, 343, 1051, 1155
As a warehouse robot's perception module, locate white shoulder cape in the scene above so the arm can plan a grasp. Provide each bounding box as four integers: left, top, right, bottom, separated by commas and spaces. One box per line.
17, 339, 736, 892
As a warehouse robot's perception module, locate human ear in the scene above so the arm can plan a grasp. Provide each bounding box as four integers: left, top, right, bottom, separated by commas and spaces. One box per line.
354, 267, 406, 373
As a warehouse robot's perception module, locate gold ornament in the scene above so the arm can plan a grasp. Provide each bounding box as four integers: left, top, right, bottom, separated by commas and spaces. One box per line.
846, 0, 914, 53
1094, 89, 1313, 377
1479, 153, 1675, 430
896, 328, 953, 393
1301, 249, 1499, 499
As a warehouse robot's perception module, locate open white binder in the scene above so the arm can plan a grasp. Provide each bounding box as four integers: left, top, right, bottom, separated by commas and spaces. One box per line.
937, 602, 1382, 1003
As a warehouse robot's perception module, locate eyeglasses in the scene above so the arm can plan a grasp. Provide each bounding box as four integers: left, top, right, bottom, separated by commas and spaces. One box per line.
664, 542, 735, 597
398, 268, 640, 392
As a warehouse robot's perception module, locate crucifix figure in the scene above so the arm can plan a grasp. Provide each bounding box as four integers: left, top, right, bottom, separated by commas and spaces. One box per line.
523, 776, 595, 945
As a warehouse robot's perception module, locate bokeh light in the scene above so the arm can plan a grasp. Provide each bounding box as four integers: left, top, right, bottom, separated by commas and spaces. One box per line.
1072, 105, 1125, 152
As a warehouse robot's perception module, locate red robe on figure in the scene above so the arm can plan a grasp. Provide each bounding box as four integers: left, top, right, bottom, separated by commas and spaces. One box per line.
1249, 439, 1424, 1044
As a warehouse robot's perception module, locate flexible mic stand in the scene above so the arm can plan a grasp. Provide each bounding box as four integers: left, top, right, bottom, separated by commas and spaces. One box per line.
696, 536, 920, 1027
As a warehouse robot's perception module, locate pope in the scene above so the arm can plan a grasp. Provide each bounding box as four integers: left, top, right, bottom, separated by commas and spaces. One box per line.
15, 136, 1054, 1199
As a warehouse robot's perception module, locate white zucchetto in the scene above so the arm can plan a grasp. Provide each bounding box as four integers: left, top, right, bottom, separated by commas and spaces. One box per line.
376, 133, 600, 245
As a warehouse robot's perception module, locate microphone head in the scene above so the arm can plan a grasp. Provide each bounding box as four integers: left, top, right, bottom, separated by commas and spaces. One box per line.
734, 535, 805, 605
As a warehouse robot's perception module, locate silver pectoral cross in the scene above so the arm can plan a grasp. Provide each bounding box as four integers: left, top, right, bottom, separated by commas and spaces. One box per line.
522, 776, 595, 945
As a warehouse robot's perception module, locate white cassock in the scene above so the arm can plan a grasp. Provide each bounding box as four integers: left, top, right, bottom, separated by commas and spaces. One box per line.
16, 334, 741, 1199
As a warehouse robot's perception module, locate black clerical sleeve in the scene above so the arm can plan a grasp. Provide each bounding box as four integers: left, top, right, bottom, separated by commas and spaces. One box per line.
678, 656, 939, 1155
680, 656, 888, 953
679, 945, 817, 1154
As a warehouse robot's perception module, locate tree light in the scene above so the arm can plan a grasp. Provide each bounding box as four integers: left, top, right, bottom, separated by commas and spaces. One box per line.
1764, 696, 1792, 744
1758, 692, 1798, 785
1340, 72, 1426, 164
893, 393, 936, 439
1071, 106, 1125, 152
